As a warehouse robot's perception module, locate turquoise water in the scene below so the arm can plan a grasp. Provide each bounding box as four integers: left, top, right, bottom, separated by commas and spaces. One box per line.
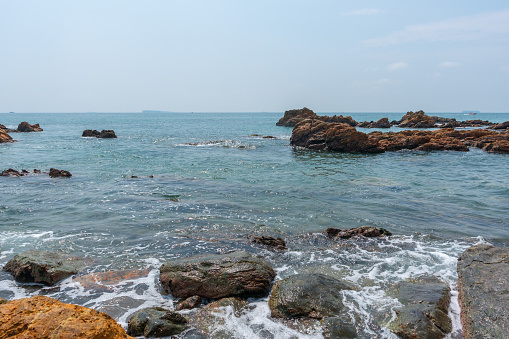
1, 112, 508, 338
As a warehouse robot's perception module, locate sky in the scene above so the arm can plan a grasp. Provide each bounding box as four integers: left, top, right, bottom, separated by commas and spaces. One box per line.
1, 0, 508, 113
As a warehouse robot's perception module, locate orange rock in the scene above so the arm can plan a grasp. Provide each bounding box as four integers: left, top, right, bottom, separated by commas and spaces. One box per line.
0, 296, 134, 339
0, 129, 13, 143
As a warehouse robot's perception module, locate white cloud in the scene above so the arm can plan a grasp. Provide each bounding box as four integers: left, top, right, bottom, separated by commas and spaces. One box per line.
439, 61, 459, 68
342, 8, 381, 16
363, 10, 509, 46
387, 62, 408, 71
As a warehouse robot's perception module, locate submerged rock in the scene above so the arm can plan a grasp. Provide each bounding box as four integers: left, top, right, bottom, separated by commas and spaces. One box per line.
49, 168, 72, 177
17, 121, 43, 132
269, 273, 352, 319
387, 275, 452, 339
326, 226, 392, 239
321, 315, 357, 338
251, 236, 287, 251
3, 250, 86, 285
0, 295, 133, 338
82, 129, 117, 138
177, 295, 202, 311
74, 268, 151, 291
457, 244, 509, 339
127, 307, 187, 337
159, 251, 276, 299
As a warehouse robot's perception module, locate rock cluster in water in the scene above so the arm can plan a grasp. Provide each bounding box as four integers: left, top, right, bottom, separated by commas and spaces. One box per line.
1, 121, 44, 143
0, 168, 71, 177
82, 129, 117, 138
17, 121, 43, 132
326, 226, 392, 239
291, 119, 509, 153
276, 107, 357, 127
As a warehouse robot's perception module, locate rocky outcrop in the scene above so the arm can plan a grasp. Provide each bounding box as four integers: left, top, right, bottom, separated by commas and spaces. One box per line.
291, 120, 385, 153
1, 169, 30, 177
326, 226, 392, 239
17, 121, 43, 132
0, 129, 14, 143
457, 244, 509, 339
490, 120, 509, 130
251, 236, 287, 251
397, 110, 436, 128
3, 250, 86, 285
387, 275, 452, 338
127, 307, 187, 337
49, 168, 72, 177
357, 117, 391, 128
0, 295, 134, 338
292, 120, 509, 154
159, 251, 276, 299
269, 273, 352, 319
82, 129, 117, 138
277, 108, 357, 127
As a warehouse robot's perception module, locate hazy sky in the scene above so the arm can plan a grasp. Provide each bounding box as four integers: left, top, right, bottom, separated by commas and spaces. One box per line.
1, 1, 508, 112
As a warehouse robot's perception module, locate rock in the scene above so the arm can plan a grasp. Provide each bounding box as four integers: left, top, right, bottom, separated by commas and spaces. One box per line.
490, 121, 509, 130
415, 137, 469, 152
291, 120, 385, 153
251, 236, 287, 251
398, 111, 436, 128
17, 121, 43, 132
82, 129, 117, 138
321, 315, 357, 338
127, 307, 187, 337
0, 295, 134, 338
0, 129, 14, 143
177, 295, 202, 311
387, 275, 452, 339
357, 117, 391, 128
0, 168, 24, 177
482, 139, 509, 154
159, 251, 276, 299
3, 250, 86, 285
457, 244, 509, 339
276, 107, 318, 127
326, 226, 392, 239
49, 168, 72, 177
262, 135, 277, 139
0, 297, 7, 305
269, 273, 352, 319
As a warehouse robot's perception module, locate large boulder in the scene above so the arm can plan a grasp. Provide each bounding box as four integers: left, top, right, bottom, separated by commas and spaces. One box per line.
49, 168, 72, 178
291, 120, 385, 153
0, 129, 13, 143
457, 244, 509, 339
269, 273, 352, 319
398, 111, 436, 128
3, 250, 86, 285
17, 121, 43, 132
0, 295, 134, 338
127, 307, 187, 337
159, 251, 276, 299
276, 107, 318, 127
387, 275, 452, 339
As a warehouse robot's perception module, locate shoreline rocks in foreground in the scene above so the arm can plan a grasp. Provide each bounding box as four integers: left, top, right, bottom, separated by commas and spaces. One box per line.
0, 296, 134, 338
82, 129, 117, 138
457, 244, 509, 338
159, 251, 276, 299
291, 119, 509, 154
3, 250, 86, 285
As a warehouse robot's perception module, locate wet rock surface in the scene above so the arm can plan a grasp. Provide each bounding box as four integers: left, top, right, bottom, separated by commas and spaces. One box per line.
74, 269, 151, 291
0, 295, 134, 338
17, 121, 43, 132
321, 315, 358, 338
127, 307, 188, 337
177, 295, 202, 311
269, 273, 352, 319
457, 244, 509, 339
49, 168, 72, 177
387, 275, 452, 339
3, 250, 86, 285
159, 251, 276, 299
82, 129, 117, 138
326, 226, 392, 239
250, 236, 287, 251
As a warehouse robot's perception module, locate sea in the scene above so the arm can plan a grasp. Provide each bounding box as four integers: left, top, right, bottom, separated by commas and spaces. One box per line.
1, 112, 508, 338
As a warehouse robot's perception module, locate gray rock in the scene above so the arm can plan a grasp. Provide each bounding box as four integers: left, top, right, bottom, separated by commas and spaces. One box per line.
321, 315, 357, 338
3, 250, 86, 285
159, 251, 276, 299
269, 273, 353, 319
127, 307, 187, 337
387, 274, 451, 339
457, 244, 509, 339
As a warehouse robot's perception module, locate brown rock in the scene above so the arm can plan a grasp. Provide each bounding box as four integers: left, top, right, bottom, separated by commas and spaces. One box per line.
0, 298, 7, 305
483, 140, 509, 154
176, 295, 202, 311
357, 117, 391, 128
0, 129, 14, 143
49, 168, 72, 178
74, 269, 151, 291
326, 226, 392, 239
17, 122, 43, 132
82, 129, 117, 138
398, 110, 436, 128
0, 295, 134, 338
276, 107, 318, 127
1, 169, 24, 177
251, 236, 287, 251
490, 121, 509, 130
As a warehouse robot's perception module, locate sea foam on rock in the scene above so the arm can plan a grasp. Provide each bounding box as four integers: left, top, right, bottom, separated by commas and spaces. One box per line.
159, 251, 276, 299
457, 244, 509, 339
3, 250, 86, 285
0, 296, 134, 338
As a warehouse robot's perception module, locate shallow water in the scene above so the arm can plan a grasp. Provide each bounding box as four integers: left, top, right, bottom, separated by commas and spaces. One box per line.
1, 112, 508, 338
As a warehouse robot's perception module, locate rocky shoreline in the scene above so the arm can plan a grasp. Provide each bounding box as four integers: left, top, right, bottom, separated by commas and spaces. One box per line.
0, 227, 505, 338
